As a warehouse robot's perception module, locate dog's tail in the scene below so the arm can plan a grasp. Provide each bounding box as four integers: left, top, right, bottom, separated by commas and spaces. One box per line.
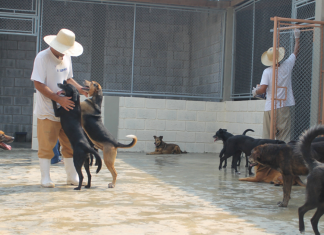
88, 148, 102, 174
297, 125, 324, 170
116, 135, 137, 149
242, 129, 254, 135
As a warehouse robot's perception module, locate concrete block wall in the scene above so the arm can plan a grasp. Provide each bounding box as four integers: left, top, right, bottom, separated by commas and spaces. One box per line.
31, 95, 105, 150
117, 97, 265, 153
0, 34, 36, 141
190, 12, 224, 97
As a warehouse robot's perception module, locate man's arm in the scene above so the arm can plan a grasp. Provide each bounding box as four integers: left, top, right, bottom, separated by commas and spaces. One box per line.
256, 85, 267, 95
34, 81, 75, 111
66, 78, 88, 97
294, 29, 300, 56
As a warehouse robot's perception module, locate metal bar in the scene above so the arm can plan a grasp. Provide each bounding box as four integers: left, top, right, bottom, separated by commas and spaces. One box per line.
234, 0, 253, 12
230, 9, 236, 98
275, 24, 319, 31
249, 0, 255, 101
48, 0, 223, 12
270, 17, 324, 25
270, 16, 278, 140
130, 4, 136, 96
220, 10, 226, 99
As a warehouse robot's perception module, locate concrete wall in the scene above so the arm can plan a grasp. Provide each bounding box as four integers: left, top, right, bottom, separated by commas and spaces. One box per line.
117, 97, 265, 153
0, 34, 36, 141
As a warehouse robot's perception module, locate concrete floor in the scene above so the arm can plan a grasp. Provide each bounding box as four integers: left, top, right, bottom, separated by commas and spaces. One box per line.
0, 150, 322, 235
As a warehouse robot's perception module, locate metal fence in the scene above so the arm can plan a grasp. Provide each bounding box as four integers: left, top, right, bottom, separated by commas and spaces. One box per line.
231, 0, 316, 99
39, 0, 226, 101
270, 17, 324, 141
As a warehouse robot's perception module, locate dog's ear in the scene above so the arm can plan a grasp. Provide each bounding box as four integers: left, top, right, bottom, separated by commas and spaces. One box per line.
153, 135, 156, 139
159, 136, 163, 140
224, 129, 227, 132
63, 80, 67, 85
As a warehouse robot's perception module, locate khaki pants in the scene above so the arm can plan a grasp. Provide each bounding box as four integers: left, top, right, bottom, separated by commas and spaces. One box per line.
37, 118, 73, 159
262, 106, 291, 143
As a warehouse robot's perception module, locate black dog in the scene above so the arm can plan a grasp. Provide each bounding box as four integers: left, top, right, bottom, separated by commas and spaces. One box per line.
213, 129, 254, 173
298, 125, 324, 235
52, 81, 102, 190
219, 135, 285, 174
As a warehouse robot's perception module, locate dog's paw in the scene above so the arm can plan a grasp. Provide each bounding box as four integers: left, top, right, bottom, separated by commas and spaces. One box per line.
108, 183, 115, 188
85, 185, 91, 188
277, 201, 287, 207
74, 187, 81, 190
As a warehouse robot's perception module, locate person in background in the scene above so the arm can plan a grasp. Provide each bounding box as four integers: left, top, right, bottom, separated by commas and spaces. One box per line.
252, 28, 300, 143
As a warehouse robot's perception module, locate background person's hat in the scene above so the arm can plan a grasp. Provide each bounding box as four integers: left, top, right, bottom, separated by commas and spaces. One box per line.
44, 28, 83, 56
261, 47, 285, 66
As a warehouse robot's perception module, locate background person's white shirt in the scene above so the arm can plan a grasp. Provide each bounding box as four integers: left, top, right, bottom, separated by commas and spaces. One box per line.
260, 53, 296, 112
31, 47, 73, 122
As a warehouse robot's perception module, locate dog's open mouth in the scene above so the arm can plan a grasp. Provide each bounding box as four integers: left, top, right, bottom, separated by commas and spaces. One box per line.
0, 142, 12, 150
57, 90, 66, 96
249, 162, 258, 167
214, 137, 218, 142
81, 86, 89, 92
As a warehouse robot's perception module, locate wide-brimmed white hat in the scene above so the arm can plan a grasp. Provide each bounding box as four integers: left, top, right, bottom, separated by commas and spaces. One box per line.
261, 47, 285, 66
44, 28, 83, 56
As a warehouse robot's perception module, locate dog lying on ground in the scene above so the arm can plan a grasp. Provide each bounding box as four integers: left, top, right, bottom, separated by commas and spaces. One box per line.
213, 129, 254, 172
298, 125, 324, 235
146, 136, 187, 155
219, 135, 285, 174
0, 131, 14, 150
80, 80, 137, 188
52, 81, 102, 190
239, 163, 304, 186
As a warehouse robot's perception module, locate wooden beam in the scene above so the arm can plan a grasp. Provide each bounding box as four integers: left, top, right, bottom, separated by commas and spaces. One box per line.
230, 0, 248, 7
111, 0, 231, 9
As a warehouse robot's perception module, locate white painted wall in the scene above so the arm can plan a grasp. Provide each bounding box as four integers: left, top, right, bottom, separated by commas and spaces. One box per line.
32, 95, 265, 153
117, 97, 265, 153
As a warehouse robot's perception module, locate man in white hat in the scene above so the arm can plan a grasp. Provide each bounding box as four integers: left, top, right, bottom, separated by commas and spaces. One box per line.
252, 28, 300, 143
31, 28, 87, 188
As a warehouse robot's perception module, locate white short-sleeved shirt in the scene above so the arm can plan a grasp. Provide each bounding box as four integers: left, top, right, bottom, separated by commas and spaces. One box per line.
260, 53, 296, 111
31, 47, 73, 122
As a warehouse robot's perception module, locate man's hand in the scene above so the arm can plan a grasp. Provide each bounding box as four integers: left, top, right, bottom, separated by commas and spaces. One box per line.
79, 89, 88, 97
294, 28, 300, 39
252, 87, 258, 97
57, 96, 75, 111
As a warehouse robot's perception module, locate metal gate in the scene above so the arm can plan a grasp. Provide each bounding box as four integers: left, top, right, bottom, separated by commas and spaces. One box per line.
39, 0, 226, 101
270, 17, 324, 141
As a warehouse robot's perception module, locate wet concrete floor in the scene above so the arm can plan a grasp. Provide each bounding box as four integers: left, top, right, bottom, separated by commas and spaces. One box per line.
0, 150, 322, 235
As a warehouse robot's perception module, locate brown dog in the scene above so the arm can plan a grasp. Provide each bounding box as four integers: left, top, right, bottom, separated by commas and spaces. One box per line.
0, 131, 14, 150
239, 163, 305, 186
146, 136, 187, 155
249, 144, 309, 207
81, 80, 137, 188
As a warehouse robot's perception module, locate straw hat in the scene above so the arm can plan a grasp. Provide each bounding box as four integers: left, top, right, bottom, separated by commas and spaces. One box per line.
261, 47, 285, 66
44, 29, 83, 56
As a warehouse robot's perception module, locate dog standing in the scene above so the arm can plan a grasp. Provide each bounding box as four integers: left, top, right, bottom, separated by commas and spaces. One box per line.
146, 136, 187, 155
213, 129, 254, 172
219, 135, 285, 174
52, 81, 102, 190
298, 125, 324, 235
80, 80, 137, 188
0, 131, 14, 150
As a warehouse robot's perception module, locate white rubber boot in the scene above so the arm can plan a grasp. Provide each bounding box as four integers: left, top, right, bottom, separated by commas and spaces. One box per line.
39, 158, 55, 188
64, 158, 85, 185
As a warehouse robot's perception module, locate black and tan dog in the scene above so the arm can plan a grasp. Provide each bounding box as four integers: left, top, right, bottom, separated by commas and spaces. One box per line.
52, 81, 102, 190
81, 80, 137, 188
0, 131, 14, 150
298, 125, 324, 235
146, 136, 187, 155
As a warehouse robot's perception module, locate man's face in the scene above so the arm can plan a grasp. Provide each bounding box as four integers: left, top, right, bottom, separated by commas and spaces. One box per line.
50, 47, 65, 60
